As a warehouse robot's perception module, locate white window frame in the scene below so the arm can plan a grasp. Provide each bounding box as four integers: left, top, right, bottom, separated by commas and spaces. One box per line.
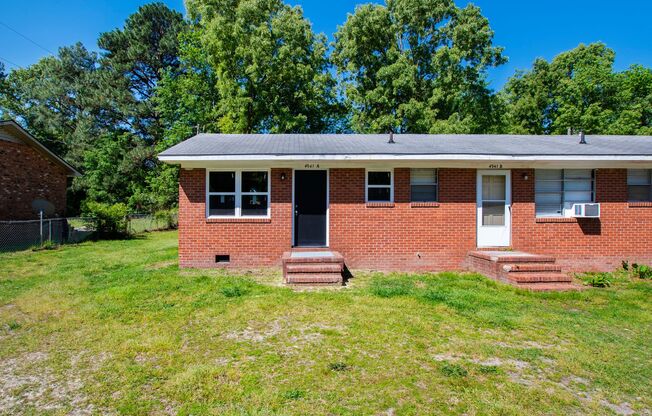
206, 168, 271, 218
627, 169, 652, 202
534, 169, 595, 218
410, 168, 438, 202
365, 168, 394, 202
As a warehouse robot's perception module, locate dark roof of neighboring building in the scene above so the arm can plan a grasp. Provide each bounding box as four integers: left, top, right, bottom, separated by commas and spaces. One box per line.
0, 119, 81, 176
159, 133, 652, 159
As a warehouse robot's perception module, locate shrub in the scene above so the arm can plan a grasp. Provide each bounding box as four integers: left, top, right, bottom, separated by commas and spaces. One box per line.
154, 208, 178, 230
581, 272, 612, 288
632, 263, 652, 279
84, 202, 128, 237
32, 240, 59, 251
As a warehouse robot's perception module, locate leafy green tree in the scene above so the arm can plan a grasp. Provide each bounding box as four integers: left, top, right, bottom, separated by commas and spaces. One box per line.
0, 43, 102, 160
185, 0, 342, 133
98, 2, 187, 141
611, 65, 652, 135
501, 42, 652, 135
332, 0, 506, 133
0, 3, 187, 212
155, 26, 221, 150
75, 131, 152, 209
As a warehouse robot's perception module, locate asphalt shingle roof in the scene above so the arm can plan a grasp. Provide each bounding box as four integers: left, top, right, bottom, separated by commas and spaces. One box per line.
159, 133, 652, 157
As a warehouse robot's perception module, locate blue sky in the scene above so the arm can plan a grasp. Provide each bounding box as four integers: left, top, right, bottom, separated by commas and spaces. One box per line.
1, 0, 651, 89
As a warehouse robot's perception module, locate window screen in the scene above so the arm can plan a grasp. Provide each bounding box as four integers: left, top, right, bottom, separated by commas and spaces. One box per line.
535, 169, 594, 217
410, 169, 438, 202
627, 169, 652, 202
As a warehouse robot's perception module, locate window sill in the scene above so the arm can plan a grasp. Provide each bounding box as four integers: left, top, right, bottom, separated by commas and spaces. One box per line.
535, 217, 577, 223
410, 202, 440, 208
206, 217, 272, 223
628, 202, 652, 208
366, 202, 395, 208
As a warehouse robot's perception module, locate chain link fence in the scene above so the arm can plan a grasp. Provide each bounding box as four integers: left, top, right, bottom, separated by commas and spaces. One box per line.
127, 213, 178, 235
0, 213, 177, 253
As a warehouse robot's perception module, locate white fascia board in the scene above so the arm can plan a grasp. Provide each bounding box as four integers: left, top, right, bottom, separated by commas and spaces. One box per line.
159, 154, 652, 163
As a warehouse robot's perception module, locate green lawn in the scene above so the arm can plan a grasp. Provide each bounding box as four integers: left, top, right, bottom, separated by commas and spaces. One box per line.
1, 231, 651, 415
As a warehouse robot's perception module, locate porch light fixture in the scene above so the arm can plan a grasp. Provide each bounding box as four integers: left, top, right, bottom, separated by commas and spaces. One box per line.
280, 172, 287, 181
522, 172, 529, 181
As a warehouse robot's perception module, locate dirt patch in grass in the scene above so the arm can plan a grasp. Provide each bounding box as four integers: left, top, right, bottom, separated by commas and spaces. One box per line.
0, 352, 97, 415
223, 319, 344, 352
431, 351, 641, 415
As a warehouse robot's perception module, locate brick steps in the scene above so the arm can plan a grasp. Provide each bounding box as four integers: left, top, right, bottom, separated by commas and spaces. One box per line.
284, 263, 343, 274
515, 282, 584, 292
503, 263, 562, 273
285, 273, 344, 284
282, 251, 344, 286
466, 250, 579, 291
506, 272, 572, 283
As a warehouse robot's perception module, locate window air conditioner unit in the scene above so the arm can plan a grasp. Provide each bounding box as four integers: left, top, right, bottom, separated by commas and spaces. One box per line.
571, 203, 600, 218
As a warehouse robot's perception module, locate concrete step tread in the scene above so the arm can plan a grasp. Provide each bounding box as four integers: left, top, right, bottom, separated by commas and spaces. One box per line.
503, 263, 562, 273
282, 256, 344, 264
468, 251, 556, 263
506, 272, 572, 283
285, 263, 343, 273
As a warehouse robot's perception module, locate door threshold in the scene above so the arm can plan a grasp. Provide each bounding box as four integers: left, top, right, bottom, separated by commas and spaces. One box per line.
292, 246, 330, 250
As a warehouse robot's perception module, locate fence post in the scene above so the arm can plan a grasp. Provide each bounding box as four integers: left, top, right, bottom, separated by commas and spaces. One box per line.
39, 211, 43, 246
48, 219, 52, 242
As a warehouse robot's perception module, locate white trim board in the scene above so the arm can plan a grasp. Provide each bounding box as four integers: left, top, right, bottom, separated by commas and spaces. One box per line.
160, 154, 652, 162
165, 157, 652, 170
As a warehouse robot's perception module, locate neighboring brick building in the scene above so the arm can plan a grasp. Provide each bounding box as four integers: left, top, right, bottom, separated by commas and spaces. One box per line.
160, 132, 652, 288
0, 120, 80, 220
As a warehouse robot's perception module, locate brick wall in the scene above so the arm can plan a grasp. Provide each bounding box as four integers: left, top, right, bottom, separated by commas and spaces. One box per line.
329, 168, 476, 270
178, 168, 293, 268
178, 166, 652, 272
511, 168, 652, 271
0, 140, 68, 220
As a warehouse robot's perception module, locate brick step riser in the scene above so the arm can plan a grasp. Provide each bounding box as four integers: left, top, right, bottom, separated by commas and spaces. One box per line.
506, 273, 572, 283
285, 273, 343, 284
285, 264, 343, 274
515, 283, 582, 292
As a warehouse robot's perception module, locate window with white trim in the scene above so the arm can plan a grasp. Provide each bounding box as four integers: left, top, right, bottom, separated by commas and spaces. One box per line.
366, 170, 393, 202
535, 169, 595, 217
410, 169, 438, 202
207, 170, 269, 217
627, 169, 652, 202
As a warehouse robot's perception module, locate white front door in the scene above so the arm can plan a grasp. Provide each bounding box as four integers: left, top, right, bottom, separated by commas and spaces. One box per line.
476, 170, 511, 247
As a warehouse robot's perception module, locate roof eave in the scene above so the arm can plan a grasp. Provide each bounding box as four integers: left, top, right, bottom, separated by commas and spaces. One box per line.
0, 119, 81, 177
158, 154, 652, 163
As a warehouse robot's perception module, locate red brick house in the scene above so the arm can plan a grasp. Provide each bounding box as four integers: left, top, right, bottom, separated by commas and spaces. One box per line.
0, 120, 80, 220
159, 132, 652, 289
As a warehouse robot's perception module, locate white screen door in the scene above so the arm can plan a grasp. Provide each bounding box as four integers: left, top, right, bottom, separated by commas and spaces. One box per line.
477, 170, 511, 247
